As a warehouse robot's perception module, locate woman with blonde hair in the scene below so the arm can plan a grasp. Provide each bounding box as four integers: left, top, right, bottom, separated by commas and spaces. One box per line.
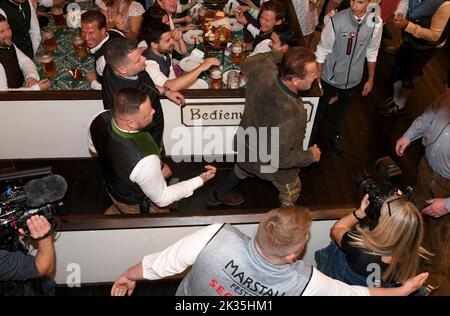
315, 194, 431, 294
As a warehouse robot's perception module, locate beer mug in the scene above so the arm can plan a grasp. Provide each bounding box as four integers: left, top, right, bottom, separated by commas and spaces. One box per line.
41, 27, 57, 52
231, 40, 243, 64
39, 54, 56, 78
199, 7, 207, 24
210, 66, 223, 89
72, 32, 88, 58
51, 6, 66, 29
227, 70, 240, 89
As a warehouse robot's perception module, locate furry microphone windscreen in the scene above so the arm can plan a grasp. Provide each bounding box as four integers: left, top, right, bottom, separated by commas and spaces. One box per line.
24, 175, 68, 207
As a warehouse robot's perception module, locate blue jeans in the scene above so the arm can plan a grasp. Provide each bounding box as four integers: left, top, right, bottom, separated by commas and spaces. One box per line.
314, 242, 425, 296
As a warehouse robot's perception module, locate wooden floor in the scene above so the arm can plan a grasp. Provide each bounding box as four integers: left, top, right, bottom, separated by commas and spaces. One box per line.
1, 37, 449, 296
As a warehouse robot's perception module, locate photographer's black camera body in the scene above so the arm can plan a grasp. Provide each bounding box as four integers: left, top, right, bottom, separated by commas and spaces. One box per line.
0, 168, 66, 249
355, 157, 412, 222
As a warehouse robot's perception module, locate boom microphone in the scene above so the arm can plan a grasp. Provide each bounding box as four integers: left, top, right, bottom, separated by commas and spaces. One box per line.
24, 175, 68, 207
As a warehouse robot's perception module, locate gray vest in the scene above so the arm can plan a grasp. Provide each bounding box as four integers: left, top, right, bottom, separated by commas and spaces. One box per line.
176, 224, 313, 296
321, 8, 378, 89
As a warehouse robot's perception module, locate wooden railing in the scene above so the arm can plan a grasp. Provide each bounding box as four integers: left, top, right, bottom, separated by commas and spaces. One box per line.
58, 206, 354, 231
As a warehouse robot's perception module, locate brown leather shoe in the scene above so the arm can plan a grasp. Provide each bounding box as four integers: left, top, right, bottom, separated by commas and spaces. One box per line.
207, 191, 244, 206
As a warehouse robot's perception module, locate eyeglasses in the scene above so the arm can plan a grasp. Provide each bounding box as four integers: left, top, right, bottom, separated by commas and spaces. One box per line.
386, 196, 406, 217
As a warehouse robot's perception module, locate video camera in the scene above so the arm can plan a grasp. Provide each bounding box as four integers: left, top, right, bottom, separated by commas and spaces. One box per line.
355, 157, 412, 222
0, 167, 67, 247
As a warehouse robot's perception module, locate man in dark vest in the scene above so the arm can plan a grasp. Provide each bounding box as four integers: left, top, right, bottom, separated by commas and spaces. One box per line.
140, 22, 220, 91
81, 10, 126, 90
89, 87, 216, 214
0, 0, 41, 59
235, 0, 285, 49
111, 206, 428, 296
0, 14, 50, 90
102, 37, 185, 150
378, 0, 450, 116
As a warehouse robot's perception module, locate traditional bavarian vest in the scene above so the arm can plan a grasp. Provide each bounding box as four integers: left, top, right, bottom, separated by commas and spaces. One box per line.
0, 45, 24, 88
143, 48, 172, 77
89, 110, 160, 205
91, 29, 125, 84
101, 65, 165, 148
0, 0, 33, 58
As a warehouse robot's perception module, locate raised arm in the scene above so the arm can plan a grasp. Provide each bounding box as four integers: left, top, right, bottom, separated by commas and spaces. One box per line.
111, 223, 224, 296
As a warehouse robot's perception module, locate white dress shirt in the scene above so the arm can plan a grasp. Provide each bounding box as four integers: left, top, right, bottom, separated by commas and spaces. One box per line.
87, 116, 204, 207
0, 44, 41, 91
0, 0, 41, 55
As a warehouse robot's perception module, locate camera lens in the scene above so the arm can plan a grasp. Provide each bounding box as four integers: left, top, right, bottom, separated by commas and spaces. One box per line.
355, 170, 375, 193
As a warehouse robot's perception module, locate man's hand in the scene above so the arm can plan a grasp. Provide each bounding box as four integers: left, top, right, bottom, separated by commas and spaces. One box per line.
172, 28, 183, 41
393, 14, 409, 29
19, 215, 51, 239
422, 198, 449, 218
38, 79, 51, 90
185, 15, 193, 24
199, 165, 217, 183
161, 163, 172, 179
308, 144, 321, 162
25, 77, 38, 87
399, 272, 429, 295
395, 136, 411, 156
199, 58, 221, 72
236, 6, 252, 13
86, 70, 97, 84
166, 90, 185, 106
235, 10, 248, 26
362, 80, 374, 96
111, 274, 136, 296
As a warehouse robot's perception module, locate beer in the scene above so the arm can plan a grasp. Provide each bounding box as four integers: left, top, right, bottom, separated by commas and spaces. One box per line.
231, 41, 243, 64
51, 6, 66, 29
210, 66, 223, 89
72, 33, 88, 58
199, 7, 207, 25
227, 70, 240, 89
42, 28, 57, 52
40, 54, 56, 78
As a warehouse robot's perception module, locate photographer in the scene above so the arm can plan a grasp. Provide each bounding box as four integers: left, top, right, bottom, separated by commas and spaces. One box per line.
315, 194, 430, 294
0, 215, 56, 296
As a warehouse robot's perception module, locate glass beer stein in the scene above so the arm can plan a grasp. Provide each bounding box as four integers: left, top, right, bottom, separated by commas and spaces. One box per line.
210, 66, 223, 89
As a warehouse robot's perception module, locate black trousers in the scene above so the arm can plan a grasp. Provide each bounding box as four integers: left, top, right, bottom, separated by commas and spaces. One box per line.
390, 40, 435, 89
310, 80, 358, 145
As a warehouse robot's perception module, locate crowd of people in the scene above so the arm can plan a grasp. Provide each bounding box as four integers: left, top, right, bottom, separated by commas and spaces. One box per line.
1, 0, 449, 296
